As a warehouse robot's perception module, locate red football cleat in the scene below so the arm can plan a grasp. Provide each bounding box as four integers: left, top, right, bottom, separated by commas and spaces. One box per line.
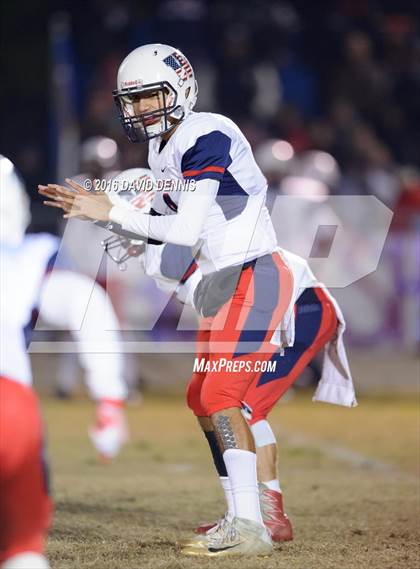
259, 483, 293, 542
194, 485, 293, 542
194, 518, 221, 534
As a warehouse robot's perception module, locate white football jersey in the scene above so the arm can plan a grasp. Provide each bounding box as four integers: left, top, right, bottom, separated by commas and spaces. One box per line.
143, 242, 201, 306
147, 111, 277, 273
0, 233, 58, 385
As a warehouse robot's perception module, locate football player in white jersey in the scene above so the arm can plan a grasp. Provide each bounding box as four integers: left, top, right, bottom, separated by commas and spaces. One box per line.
100, 168, 356, 551
38, 43, 352, 557
0, 156, 130, 569
1, 156, 129, 462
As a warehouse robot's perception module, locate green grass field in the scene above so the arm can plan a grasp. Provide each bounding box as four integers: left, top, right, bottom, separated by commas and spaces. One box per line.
42, 391, 419, 569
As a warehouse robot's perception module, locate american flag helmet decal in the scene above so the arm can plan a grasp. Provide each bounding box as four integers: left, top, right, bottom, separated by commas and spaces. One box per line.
163, 52, 193, 81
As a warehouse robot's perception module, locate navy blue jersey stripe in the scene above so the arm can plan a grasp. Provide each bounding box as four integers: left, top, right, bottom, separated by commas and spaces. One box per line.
181, 130, 232, 180
162, 192, 178, 212
256, 288, 323, 386
160, 243, 195, 282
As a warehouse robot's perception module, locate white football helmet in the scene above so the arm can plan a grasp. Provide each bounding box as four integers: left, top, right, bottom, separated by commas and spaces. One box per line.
292, 151, 341, 188
101, 168, 156, 269
0, 155, 31, 246
113, 43, 198, 142
81, 136, 119, 171
254, 139, 295, 177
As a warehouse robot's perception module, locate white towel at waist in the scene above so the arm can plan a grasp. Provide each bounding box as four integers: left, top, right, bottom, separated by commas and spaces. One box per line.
270, 248, 357, 408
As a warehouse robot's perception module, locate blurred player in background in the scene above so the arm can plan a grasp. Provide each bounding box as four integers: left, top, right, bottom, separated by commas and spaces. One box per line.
54, 136, 121, 398
60, 136, 149, 398
39, 43, 355, 557
61, 135, 120, 282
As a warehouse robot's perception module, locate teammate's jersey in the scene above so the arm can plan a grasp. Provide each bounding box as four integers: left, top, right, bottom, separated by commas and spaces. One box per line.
0, 233, 58, 385
147, 111, 277, 273
144, 242, 318, 314
143, 242, 200, 306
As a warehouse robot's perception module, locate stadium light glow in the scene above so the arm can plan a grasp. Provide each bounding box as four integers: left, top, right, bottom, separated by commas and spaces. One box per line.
272, 140, 294, 161
313, 151, 336, 174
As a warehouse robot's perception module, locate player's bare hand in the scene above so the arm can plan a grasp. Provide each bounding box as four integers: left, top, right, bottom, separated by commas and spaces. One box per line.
38, 184, 74, 211
38, 178, 111, 221
63, 192, 113, 221
38, 178, 88, 214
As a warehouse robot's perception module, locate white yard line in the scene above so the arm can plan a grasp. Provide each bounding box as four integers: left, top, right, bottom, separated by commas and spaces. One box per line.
281, 431, 417, 482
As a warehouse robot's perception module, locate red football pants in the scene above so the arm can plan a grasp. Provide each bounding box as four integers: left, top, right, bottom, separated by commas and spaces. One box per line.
0, 377, 52, 563
187, 253, 294, 416
242, 287, 338, 424
187, 286, 337, 421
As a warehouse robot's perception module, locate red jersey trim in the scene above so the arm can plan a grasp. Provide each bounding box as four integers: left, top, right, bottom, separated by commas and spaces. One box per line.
182, 165, 225, 177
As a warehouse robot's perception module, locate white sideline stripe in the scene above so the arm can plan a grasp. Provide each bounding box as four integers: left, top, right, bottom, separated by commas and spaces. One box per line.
282, 431, 417, 482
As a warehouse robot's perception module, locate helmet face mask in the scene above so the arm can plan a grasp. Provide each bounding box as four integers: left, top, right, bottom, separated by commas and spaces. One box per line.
114, 44, 197, 143
102, 234, 145, 270
113, 81, 180, 143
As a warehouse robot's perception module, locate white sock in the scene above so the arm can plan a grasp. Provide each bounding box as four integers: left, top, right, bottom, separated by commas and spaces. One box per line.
1, 552, 50, 569
219, 476, 235, 521
223, 449, 263, 525
262, 479, 282, 493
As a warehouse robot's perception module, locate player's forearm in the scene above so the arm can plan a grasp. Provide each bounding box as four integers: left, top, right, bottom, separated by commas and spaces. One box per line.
109, 207, 197, 245
109, 178, 218, 246
73, 284, 127, 401
39, 270, 128, 401
82, 353, 127, 401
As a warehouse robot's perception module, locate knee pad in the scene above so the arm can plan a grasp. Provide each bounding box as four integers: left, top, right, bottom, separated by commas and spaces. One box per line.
250, 419, 277, 448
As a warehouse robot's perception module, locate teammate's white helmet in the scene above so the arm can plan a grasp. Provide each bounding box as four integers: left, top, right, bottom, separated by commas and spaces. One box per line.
101, 168, 156, 268
254, 139, 295, 177
292, 151, 341, 188
113, 43, 198, 142
81, 136, 119, 170
0, 155, 30, 246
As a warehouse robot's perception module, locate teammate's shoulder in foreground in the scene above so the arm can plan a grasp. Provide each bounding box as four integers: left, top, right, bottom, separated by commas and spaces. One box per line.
2, 232, 59, 266
22, 232, 60, 251
19, 232, 60, 267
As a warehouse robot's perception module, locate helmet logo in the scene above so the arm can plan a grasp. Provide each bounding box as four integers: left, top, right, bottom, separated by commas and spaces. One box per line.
121, 78, 143, 88
163, 52, 193, 86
